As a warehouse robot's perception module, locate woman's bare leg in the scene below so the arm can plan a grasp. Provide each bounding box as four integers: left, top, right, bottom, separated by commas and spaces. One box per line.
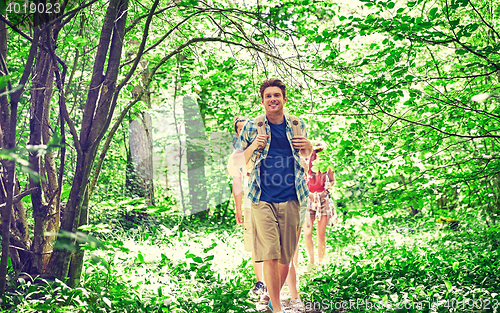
303, 217, 315, 264
317, 216, 328, 266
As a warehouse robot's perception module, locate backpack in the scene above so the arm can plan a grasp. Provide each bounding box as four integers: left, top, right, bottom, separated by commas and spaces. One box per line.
253, 114, 302, 137
252, 114, 304, 164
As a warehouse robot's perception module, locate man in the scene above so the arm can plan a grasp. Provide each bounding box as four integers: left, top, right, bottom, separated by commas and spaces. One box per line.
228, 116, 265, 295
235, 78, 312, 313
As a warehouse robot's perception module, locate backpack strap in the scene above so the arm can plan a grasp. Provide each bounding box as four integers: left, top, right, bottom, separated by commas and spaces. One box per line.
254, 115, 266, 135
251, 115, 266, 165
289, 115, 302, 137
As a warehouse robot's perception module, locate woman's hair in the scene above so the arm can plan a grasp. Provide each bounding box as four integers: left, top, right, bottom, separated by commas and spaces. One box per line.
233, 116, 248, 133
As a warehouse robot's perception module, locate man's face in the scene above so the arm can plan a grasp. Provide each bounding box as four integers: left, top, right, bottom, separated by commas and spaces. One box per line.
236, 121, 246, 135
261, 86, 286, 114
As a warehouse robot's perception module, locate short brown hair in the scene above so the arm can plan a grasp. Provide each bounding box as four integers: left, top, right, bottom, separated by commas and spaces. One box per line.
260, 78, 286, 100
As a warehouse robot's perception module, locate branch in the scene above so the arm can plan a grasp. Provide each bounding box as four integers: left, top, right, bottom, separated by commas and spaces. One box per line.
0, 16, 32, 42
468, 0, 500, 41
424, 91, 500, 122
0, 187, 39, 209
125, 4, 175, 33
43, 0, 100, 31
46, 24, 82, 157
121, 9, 205, 68
9, 245, 52, 255
379, 109, 500, 139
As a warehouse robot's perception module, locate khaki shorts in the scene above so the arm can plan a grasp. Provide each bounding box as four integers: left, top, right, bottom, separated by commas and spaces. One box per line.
251, 200, 300, 265
242, 178, 253, 252
243, 205, 253, 252
299, 200, 307, 226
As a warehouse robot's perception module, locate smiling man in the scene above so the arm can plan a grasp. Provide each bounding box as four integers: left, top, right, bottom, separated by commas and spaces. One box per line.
235, 78, 312, 312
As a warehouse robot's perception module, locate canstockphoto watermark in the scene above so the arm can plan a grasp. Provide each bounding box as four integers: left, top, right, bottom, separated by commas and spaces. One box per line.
305, 298, 500, 311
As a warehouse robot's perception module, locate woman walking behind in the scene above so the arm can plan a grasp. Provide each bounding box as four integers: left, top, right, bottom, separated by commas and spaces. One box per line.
303, 143, 336, 267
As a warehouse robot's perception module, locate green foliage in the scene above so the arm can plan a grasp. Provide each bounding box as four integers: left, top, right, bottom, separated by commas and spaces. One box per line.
1, 215, 256, 312
303, 214, 500, 313
3, 0, 500, 309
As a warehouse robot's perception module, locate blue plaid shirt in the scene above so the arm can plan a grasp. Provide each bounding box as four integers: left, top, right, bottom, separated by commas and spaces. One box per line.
236, 114, 309, 206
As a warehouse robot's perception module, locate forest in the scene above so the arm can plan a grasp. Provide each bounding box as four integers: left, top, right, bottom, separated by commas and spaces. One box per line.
0, 0, 499, 311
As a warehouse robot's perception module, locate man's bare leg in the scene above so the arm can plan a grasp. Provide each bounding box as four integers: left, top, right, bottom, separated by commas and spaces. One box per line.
264, 259, 284, 312
287, 227, 302, 299
253, 260, 263, 282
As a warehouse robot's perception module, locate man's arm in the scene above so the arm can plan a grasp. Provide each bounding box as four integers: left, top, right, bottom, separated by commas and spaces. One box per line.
233, 136, 267, 171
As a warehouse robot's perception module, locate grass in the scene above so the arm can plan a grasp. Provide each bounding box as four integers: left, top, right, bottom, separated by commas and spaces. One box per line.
1, 201, 499, 313
302, 212, 500, 313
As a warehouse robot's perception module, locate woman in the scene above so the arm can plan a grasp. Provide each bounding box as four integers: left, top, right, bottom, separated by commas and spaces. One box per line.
303, 143, 336, 267
228, 116, 265, 295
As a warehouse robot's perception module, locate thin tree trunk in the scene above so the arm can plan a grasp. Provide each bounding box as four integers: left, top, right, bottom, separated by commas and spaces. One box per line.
41, 74, 59, 272
46, 0, 127, 281
183, 95, 208, 217
0, 20, 8, 131
67, 185, 88, 287
128, 112, 154, 204
29, 27, 56, 274
0, 13, 39, 295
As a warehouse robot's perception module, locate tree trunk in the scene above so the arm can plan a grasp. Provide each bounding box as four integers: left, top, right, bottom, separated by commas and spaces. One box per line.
126, 56, 154, 204
0, 11, 39, 294
0, 20, 7, 132
128, 112, 154, 204
28, 27, 58, 274
67, 186, 88, 287
46, 0, 128, 282
182, 95, 208, 217
0, 18, 34, 274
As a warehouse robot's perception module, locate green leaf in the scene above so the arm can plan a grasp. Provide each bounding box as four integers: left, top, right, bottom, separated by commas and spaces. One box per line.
387, 2, 395, 9
429, 7, 438, 17
0, 75, 8, 90
137, 253, 145, 264
61, 183, 71, 201
444, 280, 452, 291
178, 0, 198, 5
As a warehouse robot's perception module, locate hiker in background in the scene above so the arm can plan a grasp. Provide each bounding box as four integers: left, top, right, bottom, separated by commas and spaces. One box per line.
227, 116, 265, 296
303, 142, 336, 267
235, 78, 312, 313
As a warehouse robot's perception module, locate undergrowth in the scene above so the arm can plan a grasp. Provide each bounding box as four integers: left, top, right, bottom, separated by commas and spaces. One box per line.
1, 198, 499, 313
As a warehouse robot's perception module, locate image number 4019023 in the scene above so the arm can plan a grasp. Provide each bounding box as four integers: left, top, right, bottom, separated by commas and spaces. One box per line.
4, 1, 62, 19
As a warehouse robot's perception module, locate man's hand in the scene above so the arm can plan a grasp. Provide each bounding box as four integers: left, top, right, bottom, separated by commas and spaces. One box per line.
235, 207, 243, 225
292, 136, 312, 156
251, 134, 269, 150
